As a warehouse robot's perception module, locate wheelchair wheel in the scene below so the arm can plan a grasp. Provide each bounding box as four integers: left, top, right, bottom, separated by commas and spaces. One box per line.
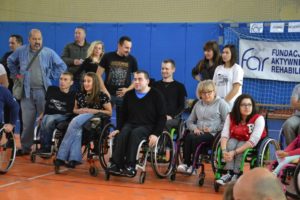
139, 171, 146, 184
89, 166, 99, 177
282, 165, 300, 199
151, 131, 174, 178
294, 163, 300, 197
257, 137, 280, 167
211, 133, 221, 173
98, 123, 115, 170
0, 130, 16, 174
198, 172, 205, 186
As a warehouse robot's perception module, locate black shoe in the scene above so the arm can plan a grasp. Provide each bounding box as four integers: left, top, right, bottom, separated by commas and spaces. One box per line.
123, 166, 136, 177
54, 159, 65, 167
107, 163, 122, 175
4, 139, 14, 148
36, 148, 51, 154
66, 160, 81, 169
16, 149, 31, 156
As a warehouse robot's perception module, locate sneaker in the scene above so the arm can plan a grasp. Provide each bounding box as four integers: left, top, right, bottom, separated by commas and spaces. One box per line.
177, 164, 188, 173
16, 149, 31, 156
107, 163, 122, 175
54, 159, 65, 167
187, 166, 197, 175
66, 160, 81, 169
230, 174, 239, 182
123, 166, 136, 177
216, 173, 232, 185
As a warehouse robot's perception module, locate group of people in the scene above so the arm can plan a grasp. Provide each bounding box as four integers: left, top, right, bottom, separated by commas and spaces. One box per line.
0, 27, 298, 198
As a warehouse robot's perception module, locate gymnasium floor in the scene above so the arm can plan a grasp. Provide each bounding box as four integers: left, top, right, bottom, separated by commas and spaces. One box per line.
0, 135, 223, 200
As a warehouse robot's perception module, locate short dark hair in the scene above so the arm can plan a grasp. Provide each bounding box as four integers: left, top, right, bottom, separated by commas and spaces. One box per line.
223, 44, 237, 67
10, 34, 23, 45
75, 26, 86, 33
134, 70, 150, 80
230, 94, 258, 124
61, 71, 74, 81
118, 36, 132, 45
162, 59, 176, 68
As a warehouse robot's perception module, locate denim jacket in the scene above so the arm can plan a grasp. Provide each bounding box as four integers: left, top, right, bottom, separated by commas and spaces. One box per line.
7, 45, 67, 98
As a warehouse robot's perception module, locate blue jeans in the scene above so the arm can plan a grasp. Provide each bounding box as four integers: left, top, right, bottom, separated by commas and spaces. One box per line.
56, 113, 93, 163
39, 114, 70, 150
21, 88, 46, 152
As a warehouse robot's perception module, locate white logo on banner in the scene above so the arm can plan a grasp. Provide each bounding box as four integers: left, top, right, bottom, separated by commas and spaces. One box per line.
288, 22, 300, 33
239, 39, 300, 82
270, 22, 284, 33
250, 23, 264, 33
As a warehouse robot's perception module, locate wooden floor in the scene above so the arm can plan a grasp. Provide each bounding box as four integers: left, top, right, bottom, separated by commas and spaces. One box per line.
0, 136, 223, 200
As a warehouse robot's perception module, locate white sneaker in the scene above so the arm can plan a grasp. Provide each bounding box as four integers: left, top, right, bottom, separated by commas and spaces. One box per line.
177, 164, 188, 172
230, 174, 239, 182
216, 173, 232, 185
187, 166, 197, 175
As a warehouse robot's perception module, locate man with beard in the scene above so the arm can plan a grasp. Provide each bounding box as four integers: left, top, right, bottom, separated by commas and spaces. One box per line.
8, 29, 67, 156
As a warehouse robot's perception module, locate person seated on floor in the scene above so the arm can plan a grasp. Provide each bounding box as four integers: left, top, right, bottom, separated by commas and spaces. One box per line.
0, 85, 19, 134
36, 72, 75, 154
107, 70, 166, 176
152, 59, 187, 131
177, 80, 229, 173
54, 72, 112, 168
216, 94, 266, 185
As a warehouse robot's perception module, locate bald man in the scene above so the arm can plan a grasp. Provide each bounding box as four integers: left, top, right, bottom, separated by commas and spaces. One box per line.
233, 167, 286, 200
8, 29, 67, 156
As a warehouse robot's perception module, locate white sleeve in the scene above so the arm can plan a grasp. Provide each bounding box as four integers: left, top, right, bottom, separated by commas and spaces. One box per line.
248, 116, 265, 147
0, 64, 7, 75
232, 64, 244, 85
221, 114, 231, 139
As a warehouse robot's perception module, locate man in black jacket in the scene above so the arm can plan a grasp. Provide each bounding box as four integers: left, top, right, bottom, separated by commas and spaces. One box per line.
108, 70, 166, 176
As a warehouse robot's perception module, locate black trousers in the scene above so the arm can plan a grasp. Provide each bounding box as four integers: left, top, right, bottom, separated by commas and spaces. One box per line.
183, 132, 214, 166
111, 123, 152, 168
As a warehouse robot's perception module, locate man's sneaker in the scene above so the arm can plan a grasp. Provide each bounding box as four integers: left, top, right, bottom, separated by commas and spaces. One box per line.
107, 163, 122, 175
216, 173, 232, 185
187, 166, 197, 175
230, 174, 239, 182
123, 166, 136, 177
177, 164, 188, 173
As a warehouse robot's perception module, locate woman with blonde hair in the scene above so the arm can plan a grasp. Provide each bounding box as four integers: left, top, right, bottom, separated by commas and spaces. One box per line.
177, 80, 229, 173
76, 41, 109, 95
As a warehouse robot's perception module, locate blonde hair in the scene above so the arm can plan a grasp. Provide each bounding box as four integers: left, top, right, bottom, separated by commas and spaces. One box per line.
86, 40, 104, 62
196, 79, 216, 98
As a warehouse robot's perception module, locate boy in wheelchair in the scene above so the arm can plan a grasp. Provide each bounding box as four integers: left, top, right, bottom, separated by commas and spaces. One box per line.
54, 72, 112, 169
216, 94, 267, 185
34, 72, 75, 154
107, 70, 166, 177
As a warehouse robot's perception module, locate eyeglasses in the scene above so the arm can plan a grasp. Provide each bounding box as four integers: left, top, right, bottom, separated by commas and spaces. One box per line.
201, 90, 214, 95
240, 103, 252, 108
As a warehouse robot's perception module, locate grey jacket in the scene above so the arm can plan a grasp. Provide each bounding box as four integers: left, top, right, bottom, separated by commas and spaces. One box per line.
186, 96, 230, 136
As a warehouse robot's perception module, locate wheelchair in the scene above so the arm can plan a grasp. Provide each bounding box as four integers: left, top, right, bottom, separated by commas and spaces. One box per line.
212, 135, 280, 192
53, 113, 111, 176
102, 127, 174, 184
169, 121, 221, 186
0, 124, 16, 174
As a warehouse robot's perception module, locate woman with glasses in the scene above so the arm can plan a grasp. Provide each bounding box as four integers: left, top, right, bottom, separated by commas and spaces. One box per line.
213, 44, 244, 110
216, 94, 266, 185
177, 80, 229, 173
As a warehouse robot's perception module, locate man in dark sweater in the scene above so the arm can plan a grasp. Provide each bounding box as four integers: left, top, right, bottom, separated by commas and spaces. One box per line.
152, 59, 187, 131
36, 72, 75, 153
108, 70, 166, 176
